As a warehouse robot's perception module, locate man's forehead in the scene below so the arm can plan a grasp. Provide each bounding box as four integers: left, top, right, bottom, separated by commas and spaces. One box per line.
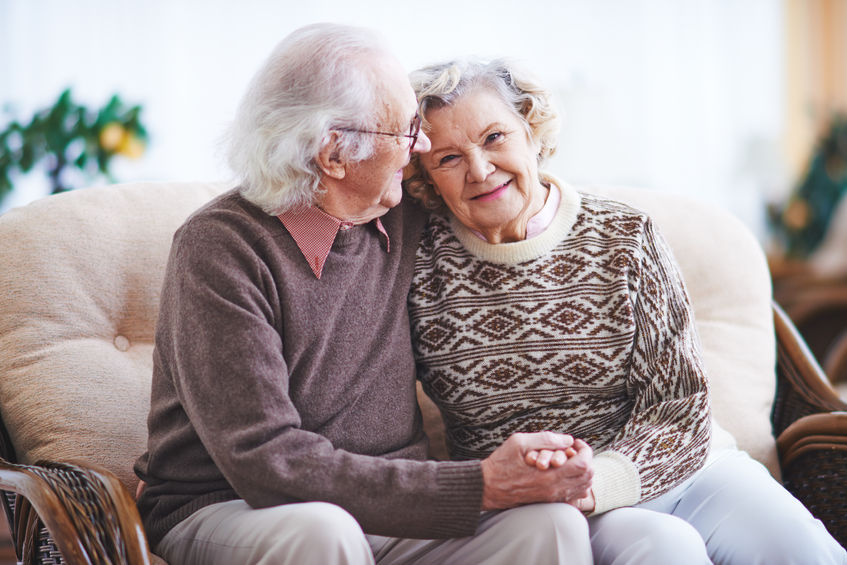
375, 82, 417, 127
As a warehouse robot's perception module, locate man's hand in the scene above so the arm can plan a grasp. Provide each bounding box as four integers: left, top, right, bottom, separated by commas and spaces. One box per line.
480, 432, 593, 510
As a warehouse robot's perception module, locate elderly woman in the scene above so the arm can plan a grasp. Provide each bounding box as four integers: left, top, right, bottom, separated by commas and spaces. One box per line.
405, 59, 846, 564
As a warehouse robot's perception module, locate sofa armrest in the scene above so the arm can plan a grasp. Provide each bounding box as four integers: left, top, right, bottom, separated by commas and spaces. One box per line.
777, 412, 847, 466
823, 330, 847, 389
776, 412, 847, 548
771, 303, 847, 436
0, 458, 152, 564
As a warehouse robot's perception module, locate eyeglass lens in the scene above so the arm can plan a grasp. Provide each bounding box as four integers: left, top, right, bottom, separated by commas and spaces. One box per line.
408, 115, 421, 153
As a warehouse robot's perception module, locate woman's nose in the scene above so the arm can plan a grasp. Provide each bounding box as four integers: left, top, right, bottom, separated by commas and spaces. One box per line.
466, 152, 494, 183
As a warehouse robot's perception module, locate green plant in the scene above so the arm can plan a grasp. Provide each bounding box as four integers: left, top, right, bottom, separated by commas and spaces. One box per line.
769, 114, 847, 258
0, 88, 148, 205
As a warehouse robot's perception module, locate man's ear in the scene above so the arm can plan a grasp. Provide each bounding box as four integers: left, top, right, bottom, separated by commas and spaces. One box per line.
317, 132, 346, 179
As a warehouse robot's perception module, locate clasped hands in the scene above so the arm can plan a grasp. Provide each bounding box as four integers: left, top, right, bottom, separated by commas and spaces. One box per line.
480, 431, 595, 514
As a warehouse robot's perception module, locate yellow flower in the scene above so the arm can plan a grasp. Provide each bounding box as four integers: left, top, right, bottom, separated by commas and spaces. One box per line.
117, 134, 145, 159
99, 122, 126, 151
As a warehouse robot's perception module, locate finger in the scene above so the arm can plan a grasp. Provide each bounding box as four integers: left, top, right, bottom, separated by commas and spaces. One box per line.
518, 431, 574, 452
565, 447, 577, 458
525, 450, 540, 466
550, 450, 567, 467
571, 490, 596, 513
565, 440, 593, 469
535, 449, 554, 470
557, 449, 595, 478
570, 495, 592, 512
566, 451, 591, 473
572, 438, 593, 455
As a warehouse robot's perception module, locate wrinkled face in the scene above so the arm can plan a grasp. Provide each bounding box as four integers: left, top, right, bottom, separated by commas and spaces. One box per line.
339, 56, 431, 221
419, 88, 545, 241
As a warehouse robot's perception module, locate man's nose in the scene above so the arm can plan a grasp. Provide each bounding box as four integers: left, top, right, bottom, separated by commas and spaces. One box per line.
412, 130, 431, 154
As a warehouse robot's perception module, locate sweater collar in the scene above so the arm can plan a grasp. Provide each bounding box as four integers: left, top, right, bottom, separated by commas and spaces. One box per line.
278, 206, 389, 279
449, 173, 581, 265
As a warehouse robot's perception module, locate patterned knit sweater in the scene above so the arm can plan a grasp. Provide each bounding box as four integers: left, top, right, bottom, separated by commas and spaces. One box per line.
408, 177, 712, 514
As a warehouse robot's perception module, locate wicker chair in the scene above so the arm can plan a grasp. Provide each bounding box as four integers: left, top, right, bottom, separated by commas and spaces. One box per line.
772, 274, 847, 394
772, 303, 847, 546
0, 182, 845, 564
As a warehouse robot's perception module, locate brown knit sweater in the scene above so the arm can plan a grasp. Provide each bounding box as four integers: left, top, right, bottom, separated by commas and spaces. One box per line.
408, 179, 711, 515
134, 189, 483, 549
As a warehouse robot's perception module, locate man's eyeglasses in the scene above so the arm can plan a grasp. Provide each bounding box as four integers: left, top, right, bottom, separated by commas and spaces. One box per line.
337, 114, 422, 154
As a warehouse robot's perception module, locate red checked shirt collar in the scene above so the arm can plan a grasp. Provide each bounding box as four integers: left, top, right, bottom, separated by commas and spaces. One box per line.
278, 206, 390, 279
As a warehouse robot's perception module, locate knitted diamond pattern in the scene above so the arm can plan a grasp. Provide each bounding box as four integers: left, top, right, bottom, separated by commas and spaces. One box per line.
409, 192, 711, 503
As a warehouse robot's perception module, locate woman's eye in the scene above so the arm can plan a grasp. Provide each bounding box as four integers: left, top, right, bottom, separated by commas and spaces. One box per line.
438, 154, 459, 166
485, 132, 503, 144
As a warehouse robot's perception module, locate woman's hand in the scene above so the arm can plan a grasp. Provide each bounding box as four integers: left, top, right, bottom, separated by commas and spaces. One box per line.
570, 489, 596, 514
525, 438, 596, 513
525, 438, 591, 470
525, 447, 577, 470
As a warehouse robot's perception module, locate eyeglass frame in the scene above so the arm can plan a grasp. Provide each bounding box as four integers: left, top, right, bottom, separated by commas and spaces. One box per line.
335, 114, 422, 154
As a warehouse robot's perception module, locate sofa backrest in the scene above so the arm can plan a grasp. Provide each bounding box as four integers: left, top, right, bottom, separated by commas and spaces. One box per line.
0, 181, 779, 498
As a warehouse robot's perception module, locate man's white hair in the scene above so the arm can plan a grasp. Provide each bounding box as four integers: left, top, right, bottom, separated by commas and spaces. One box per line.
226, 23, 389, 214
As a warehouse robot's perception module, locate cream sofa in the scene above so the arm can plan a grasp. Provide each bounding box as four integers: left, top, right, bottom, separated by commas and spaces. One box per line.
0, 181, 844, 563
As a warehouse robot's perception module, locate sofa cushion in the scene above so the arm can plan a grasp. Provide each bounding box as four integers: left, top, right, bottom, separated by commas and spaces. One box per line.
0, 181, 228, 494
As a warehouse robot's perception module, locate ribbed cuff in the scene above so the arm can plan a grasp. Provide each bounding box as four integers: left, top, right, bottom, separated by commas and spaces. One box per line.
432, 460, 484, 537
591, 451, 641, 515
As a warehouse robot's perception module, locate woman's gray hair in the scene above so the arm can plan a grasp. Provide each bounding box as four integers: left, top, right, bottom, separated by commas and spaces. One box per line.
405, 58, 559, 210
226, 23, 388, 215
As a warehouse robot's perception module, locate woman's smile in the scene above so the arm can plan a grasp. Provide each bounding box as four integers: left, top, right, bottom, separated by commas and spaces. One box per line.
471, 180, 511, 201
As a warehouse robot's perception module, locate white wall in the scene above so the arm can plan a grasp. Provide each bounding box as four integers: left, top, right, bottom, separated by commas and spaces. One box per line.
0, 0, 787, 240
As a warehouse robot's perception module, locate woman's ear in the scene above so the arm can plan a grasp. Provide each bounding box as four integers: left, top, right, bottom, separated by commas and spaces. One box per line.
529, 130, 543, 158
317, 132, 346, 179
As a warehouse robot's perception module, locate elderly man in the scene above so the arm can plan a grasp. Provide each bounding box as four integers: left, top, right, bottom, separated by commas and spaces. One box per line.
134, 23, 593, 565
